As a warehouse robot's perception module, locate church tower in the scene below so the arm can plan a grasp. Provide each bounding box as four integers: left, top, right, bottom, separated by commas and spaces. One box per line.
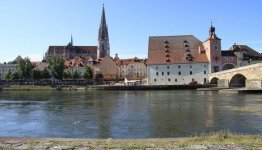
97, 5, 110, 59
203, 22, 222, 73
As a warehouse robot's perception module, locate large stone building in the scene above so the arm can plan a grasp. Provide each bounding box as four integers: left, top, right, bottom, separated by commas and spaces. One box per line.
147, 35, 209, 85
43, 5, 110, 61
147, 23, 262, 85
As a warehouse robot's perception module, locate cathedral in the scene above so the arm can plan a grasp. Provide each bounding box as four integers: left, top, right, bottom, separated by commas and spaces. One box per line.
43, 5, 110, 61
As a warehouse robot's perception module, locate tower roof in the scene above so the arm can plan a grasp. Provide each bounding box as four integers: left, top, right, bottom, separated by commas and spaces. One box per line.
100, 4, 107, 28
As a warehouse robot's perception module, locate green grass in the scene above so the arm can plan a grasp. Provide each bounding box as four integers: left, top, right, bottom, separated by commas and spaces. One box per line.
0, 131, 261, 149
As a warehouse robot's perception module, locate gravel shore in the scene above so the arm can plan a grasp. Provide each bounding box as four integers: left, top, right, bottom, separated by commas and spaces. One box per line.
1, 135, 261, 150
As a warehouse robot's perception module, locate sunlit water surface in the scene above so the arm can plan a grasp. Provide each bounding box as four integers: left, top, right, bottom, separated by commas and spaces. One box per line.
0, 90, 261, 138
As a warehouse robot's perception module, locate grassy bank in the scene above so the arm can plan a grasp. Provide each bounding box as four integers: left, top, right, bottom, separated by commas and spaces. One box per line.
0, 85, 88, 91
0, 131, 261, 150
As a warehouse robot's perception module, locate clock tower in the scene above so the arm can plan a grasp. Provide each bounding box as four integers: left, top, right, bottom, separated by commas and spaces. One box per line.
203, 22, 222, 73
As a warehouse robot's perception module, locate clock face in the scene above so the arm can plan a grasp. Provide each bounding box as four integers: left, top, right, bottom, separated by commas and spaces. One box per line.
213, 44, 218, 50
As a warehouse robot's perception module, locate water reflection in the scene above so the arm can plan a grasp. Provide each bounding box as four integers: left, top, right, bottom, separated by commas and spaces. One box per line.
0, 90, 261, 138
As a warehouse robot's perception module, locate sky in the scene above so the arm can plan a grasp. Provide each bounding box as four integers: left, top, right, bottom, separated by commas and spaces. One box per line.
0, 0, 262, 63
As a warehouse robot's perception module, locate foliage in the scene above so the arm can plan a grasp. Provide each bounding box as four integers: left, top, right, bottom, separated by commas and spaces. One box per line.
73, 70, 81, 80
4, 70, 12, 80
41, 68, 51, 79
11, 71, 20, 80
83, 66, 93, 80
48, 55, 65, 80
95, 72, 103, 79
32, 69, 42, 80
17, 57, 34, 79
63, 70, 72, 79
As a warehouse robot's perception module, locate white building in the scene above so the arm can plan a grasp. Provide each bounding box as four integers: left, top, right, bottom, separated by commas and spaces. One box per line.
0, 63, 17, 80
147, 33, 219, 85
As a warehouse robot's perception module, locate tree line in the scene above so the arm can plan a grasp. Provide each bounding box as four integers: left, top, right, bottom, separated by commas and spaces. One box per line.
4, 55, 103, 82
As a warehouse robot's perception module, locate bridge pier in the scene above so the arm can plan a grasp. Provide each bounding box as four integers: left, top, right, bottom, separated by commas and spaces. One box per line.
218, 79, 229, 88
246, 80, 262, 89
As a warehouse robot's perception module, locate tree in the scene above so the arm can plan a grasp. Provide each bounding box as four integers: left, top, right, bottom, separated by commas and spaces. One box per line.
32, 69, 42, 80
83, 66, 93, 81
17, 57, 34, 79
73, 70, 81, 80
4, 71, 12, 80
95, 72, 103, 84
63, 70, 72, 79
11, 71, 20, 80
48, 55, 65, 80
95, 72, 103, 79
41, 68, 51, 79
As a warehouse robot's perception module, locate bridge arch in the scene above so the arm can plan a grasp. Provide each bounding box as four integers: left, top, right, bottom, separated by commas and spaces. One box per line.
229, 73, 247, 87
222, 63, 236, 71
210, 77, 219, 84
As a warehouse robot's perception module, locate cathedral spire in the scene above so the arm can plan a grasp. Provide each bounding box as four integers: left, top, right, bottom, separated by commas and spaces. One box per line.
71, 34, 73, 45
97, 4, 110, 58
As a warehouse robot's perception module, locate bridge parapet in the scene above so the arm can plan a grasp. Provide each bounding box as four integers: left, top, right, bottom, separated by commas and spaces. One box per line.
208, 63, 262, 88
209, 63, 262, 77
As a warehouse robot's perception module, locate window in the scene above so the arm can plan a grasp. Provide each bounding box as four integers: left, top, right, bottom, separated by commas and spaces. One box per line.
156, 72, 158, 76
192, 78, 194, 81
167, 72, 170, 75
190, 65, 192, 68
190, 71, 192, 75
167, 66, 170, 69
178, 65, 181, 69
204, 78, 207, 83
154, 79, 156, 82
204, 71, 206, 74
156, 66, 158, 69
213, 66, 219, 72
168, 78, 171, 82
162, 72, 164, 76
178, 71, 181, 75
175, 79, 177, 82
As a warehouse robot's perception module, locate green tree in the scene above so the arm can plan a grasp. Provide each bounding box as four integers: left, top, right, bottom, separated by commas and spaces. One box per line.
4, 71, 12, 80
41, 68, 51, 79
48, 55, 65, 80
63, 70, 72, 79
83, 66, 93, 81
73, 70, 81, 80
17, 57, 34, 79
32, 69, 42, 80
95, 72, 103, 79
11, 71, 20, 80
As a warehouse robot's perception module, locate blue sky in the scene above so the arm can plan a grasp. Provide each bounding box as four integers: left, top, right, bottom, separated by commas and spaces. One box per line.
0, 0, 262, 62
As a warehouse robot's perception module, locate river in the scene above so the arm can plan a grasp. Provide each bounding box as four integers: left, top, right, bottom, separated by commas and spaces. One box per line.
0, 90, 261, 138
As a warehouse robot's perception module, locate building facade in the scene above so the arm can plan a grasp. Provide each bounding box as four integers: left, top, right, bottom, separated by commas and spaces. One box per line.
147, 23, 262, 85
147, 35, 210, 85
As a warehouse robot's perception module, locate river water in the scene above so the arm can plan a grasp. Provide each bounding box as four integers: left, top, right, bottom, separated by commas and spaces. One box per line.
0, 90, 261, 138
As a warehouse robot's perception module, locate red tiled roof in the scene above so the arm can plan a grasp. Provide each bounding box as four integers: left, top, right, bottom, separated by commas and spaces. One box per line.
147, 35, 209, 65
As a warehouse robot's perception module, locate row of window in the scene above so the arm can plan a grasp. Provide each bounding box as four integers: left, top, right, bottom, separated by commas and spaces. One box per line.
156, 71, 206, 76
155, 65, 207, 70
153, 78, 207, 82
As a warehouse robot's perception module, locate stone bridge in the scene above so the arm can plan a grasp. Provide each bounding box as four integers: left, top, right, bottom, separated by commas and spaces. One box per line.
209, 63, 262, 88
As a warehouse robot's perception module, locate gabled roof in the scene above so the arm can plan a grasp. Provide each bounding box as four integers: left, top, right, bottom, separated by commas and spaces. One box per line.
229, 45, 262, 57
147, 35, 209, 65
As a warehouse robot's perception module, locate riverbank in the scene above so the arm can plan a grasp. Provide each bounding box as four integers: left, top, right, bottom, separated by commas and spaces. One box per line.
0, 131, 261, 150
0, 84, 215, 91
